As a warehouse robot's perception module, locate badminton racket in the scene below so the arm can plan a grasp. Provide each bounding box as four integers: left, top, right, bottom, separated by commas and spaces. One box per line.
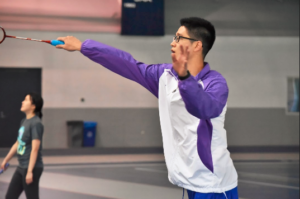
0, 163, 10, 175
0, 26, 64, 46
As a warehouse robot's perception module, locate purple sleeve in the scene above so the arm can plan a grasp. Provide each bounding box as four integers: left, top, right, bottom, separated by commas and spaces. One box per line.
178, 75, 228, 119
80, 39, 169, 98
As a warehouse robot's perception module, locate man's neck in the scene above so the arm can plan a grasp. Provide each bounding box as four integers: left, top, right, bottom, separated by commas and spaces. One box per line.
187, 57, 205, 77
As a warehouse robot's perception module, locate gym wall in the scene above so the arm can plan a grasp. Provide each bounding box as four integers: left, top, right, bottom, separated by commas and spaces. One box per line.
0, 0, 298, 149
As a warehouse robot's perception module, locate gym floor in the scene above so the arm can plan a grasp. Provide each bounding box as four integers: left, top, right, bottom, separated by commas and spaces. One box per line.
0, 153, 299, 199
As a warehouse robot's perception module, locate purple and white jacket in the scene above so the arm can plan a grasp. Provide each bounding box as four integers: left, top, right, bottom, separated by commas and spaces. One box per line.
81, 40, 238, 193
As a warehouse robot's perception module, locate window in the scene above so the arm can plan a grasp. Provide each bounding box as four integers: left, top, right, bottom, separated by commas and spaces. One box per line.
287, 77, 299, 113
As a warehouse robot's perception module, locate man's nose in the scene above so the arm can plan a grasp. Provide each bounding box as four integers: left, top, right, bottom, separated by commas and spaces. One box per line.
170, 40, 176, 46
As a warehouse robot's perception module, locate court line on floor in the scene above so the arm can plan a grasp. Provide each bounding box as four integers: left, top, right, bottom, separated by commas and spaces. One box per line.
134, 168, 300, 190
134, 168, 300, 183
0, 170, 249, 199
44, 163, 166, 170
239, 179, 299, 190
0, 170, 183, 199
135, 167, 167, 173
233, 161, 299, 165
238, 172, 299, 183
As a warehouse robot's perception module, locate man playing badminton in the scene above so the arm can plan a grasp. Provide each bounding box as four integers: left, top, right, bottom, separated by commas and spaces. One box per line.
56, 17, 239, 199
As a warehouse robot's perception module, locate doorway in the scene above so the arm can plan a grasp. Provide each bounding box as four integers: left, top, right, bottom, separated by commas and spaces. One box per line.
0, 68, 42, 148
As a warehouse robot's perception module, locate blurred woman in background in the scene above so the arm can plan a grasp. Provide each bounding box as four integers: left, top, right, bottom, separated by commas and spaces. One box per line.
1, 93, 44, 199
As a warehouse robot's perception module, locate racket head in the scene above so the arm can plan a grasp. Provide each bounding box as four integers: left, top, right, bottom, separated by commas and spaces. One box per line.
0, 27, 6, 44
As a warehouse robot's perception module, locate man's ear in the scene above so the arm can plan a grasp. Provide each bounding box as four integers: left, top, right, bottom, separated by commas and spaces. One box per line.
194, 41, 203, 52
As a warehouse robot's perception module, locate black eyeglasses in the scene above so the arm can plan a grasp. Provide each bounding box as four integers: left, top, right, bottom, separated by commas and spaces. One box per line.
173, 35, 198, 43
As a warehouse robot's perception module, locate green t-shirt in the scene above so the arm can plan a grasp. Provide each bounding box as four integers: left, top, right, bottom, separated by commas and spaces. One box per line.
17, 116, 44, 168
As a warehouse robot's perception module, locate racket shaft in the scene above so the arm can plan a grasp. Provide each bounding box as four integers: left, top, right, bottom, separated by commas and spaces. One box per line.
6, 36, 50, 44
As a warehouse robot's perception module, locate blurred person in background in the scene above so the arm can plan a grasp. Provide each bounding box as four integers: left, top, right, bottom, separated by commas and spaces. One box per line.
1, 93, 44, 199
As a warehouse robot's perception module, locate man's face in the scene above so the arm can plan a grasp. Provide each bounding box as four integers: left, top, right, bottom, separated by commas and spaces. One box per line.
170, 26, 193, 59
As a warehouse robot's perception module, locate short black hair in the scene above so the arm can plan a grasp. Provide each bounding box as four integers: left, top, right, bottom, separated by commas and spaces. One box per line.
180, 17, 216, 58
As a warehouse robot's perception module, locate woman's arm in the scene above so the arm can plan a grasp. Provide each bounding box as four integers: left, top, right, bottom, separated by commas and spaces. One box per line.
26, 139, 41, 184
1, 141, 18, 169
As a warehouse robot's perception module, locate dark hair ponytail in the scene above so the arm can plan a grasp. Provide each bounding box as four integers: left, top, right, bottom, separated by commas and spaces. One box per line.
36, 111, 43, 119
27, 92, 44, 119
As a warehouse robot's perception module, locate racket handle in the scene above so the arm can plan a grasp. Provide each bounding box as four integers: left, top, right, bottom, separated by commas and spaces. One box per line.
0, 163, 10, 174
51, 40, 65, 46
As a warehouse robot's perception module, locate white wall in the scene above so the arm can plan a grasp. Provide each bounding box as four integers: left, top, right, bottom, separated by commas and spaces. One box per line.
207, 36, 300, 108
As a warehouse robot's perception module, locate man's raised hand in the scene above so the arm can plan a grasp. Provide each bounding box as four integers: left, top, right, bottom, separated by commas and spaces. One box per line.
172, 44, 190, 77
